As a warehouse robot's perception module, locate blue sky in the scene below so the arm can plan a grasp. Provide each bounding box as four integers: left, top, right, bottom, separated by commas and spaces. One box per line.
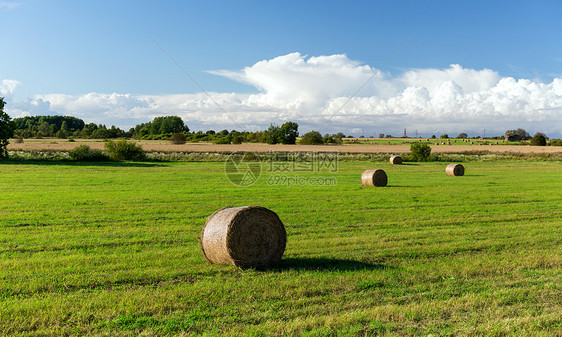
1, 0, 561, 137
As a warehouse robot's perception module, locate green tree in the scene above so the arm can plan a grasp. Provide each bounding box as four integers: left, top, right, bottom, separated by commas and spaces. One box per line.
265, 124, 281, 144
146, 116, 189, 135
333, 133, 343, 144
38, 121, 51, 137
505, 128, 530, 140
279, 122, 299, 144
61, 121, 69, 133
323, 134, 335, 144
299, 131, 324, 145
516, 128, 530, 140
231, 135, 244, 144
0, 98, 15, 159
530, 133, 547, 146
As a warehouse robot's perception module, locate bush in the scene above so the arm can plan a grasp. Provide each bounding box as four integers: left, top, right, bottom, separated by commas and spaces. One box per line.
231, 135, 244, 144
69, 145, 108, 161
170, 133, 187, 145
214, 137, 231, 144
530, 133, 547, 146
323, 135, 335, 144
299, 131, 324, 145
105, 140, 145, 161
409, 143, 432, 162
548, 138, 562, 146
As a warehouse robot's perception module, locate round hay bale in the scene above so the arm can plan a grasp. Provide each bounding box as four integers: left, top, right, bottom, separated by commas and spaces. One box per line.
201, 206, 286, 269
446, 163, 465, 176
361, 169, 387, 187
389, 155, 403, 165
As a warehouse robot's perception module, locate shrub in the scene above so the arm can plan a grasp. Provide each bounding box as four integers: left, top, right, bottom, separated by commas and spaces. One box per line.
13, 136, 24, 143
69, 145, 108, 161
333, 135, 343, 144
170, 133, 187, 145
105, 140, 145, 161
530, 133, 547, 146
323, 135, 335, 144
409, 143, 432, 162
214, 137, 231, 144
231, 135, 244, 144
299, 131, 324, 145
548, 138, 562, 146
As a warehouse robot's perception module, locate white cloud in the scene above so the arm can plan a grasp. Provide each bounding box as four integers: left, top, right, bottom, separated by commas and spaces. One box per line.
210, 52, 380, 111
0, 1, 21, 11
0, 79, 20, 100
3, 53, 562, 137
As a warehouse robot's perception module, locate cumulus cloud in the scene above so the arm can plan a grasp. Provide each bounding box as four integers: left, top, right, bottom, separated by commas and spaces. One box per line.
3, 53, 562, 137
0, 79, 20, 100
211, 53, 562, 136
210, 52, 380, 111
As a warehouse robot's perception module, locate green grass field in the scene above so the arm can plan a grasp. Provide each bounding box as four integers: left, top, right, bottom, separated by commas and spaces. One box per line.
0, 160, 561, 336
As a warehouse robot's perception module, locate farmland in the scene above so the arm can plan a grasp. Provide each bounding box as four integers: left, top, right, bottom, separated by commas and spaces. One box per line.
0, 160, 561, 336
7, 138, 562, 155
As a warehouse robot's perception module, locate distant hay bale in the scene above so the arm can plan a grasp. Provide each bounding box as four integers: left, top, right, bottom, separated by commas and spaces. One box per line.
446, 163, 465, 176
389, 155, 403, 165
361, 169, 387, 187
201, 206, 286, 269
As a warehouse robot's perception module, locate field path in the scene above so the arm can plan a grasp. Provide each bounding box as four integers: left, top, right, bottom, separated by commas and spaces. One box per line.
8, 138, 562, 154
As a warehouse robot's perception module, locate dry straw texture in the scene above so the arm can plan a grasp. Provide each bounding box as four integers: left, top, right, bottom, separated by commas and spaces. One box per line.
201, 206, 286, 269
389, 155, 403, 164
446, 163, 465, 176
361, 169, 388, 187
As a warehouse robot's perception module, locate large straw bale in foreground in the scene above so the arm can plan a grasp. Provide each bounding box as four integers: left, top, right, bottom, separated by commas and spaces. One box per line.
389, 155, 403, 165
201, 206, 286, 269
446, 163, 465, 176
361, 169, 388, 187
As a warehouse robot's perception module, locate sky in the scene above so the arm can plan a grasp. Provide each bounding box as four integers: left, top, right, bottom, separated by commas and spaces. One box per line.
1, 0, 562, 137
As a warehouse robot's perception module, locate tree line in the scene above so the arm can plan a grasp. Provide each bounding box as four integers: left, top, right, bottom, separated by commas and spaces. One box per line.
9, 114, 349, 145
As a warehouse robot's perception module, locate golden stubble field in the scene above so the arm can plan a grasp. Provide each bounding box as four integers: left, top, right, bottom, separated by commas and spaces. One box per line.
7, 138, 562, 154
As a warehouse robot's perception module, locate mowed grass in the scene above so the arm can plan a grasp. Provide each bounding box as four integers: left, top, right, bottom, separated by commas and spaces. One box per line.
0, 160, 560, 336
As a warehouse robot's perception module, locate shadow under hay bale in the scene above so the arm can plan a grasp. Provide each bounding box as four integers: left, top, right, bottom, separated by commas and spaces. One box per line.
201, 206, 286, 269
389, 155, 403, 165
446, 163, 465, 176
361, 169, 387, 187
